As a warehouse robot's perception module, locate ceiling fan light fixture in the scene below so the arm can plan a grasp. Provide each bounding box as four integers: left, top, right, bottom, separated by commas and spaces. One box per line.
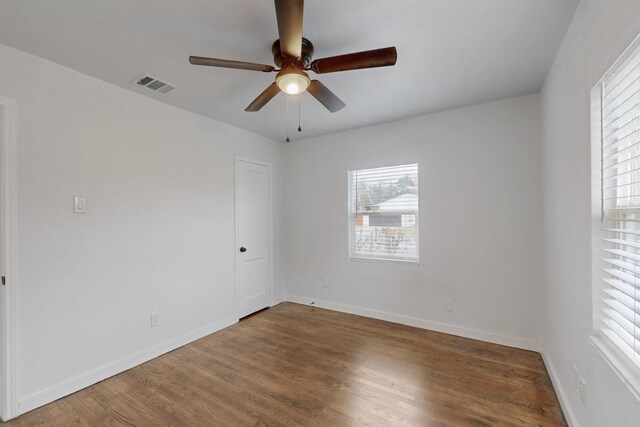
276, 70, 310, 95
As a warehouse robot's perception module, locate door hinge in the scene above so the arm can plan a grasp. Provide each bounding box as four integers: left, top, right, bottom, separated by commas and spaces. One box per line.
1, 276, 5, 286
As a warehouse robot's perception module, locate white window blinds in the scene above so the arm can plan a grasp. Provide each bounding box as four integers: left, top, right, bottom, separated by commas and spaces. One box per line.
348, 164, 419, 263
596, 35, 640, 369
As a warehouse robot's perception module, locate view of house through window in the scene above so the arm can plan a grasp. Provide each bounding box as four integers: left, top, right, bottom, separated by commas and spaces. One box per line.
348, 164, 419, 262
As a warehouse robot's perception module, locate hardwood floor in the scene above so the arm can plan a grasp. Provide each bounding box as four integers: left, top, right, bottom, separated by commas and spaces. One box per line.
5, 302, 566, 426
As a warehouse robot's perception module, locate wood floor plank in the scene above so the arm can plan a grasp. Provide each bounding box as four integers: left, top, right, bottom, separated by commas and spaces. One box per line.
5, 303, 567, 426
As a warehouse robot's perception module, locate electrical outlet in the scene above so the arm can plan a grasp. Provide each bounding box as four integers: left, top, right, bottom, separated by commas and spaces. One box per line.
445, 299, 454, 313
150, 312, 160, 328
579, 377, 586, 406
322, 277, 329, 288
73, 196, 87, 213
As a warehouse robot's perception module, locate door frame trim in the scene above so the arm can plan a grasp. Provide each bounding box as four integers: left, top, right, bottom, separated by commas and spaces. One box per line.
234, 156, 273, 319
0, 96, 18, 421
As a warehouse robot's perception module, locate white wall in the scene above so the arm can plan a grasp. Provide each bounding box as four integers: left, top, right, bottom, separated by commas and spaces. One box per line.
541, 0, 640, 426
0, 42, 285, 417
283, 93, 544, 350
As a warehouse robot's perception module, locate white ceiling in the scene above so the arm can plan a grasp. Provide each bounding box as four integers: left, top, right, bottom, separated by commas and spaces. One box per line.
0, 0, 578, 142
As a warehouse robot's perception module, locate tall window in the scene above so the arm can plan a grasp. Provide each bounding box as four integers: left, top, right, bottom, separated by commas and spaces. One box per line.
348, 164, 419, 263
593, 34, 640, 374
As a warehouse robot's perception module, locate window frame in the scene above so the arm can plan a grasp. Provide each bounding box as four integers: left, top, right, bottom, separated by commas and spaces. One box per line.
347, 162, 420, 266
590, 31, 640, 401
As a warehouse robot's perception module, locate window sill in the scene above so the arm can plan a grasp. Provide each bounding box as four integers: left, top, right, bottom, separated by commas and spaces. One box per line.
589, 335, 640, 402
349, 256, 419, 267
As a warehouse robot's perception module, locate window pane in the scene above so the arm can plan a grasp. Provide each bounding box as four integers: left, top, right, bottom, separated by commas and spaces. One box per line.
348, 164, 419, 262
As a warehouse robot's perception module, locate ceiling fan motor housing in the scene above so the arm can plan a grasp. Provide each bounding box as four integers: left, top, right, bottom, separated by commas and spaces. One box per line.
272, 37, 315, 69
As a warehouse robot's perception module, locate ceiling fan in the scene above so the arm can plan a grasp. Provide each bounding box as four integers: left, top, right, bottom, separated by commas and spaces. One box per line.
189, 0, 397, 113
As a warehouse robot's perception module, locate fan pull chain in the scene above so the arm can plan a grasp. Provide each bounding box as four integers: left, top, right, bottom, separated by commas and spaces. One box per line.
298, 76, 302, 133
285, 95, 290, 143
298, 92, 302, 133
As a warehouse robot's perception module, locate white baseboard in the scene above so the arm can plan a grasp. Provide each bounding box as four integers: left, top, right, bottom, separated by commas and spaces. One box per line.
16, 315, 238, 417
541, 347, 579, 427
271, 294, 286, 306
285, 295, 541, 352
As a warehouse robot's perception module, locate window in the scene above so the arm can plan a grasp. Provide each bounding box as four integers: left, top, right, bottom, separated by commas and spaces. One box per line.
348, 164, 419, 263
592, 33, 640, 381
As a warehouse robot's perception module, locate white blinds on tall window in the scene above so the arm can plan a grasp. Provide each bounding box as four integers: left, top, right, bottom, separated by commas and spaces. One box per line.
348, 164, 419, 262
598, 36, 640, 368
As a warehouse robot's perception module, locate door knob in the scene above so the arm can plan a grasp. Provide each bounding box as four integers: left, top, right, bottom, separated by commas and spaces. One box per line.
239, 247, 247, 253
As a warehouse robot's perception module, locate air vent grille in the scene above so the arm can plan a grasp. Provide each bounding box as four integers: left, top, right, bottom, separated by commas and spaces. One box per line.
134, 74, 177, 94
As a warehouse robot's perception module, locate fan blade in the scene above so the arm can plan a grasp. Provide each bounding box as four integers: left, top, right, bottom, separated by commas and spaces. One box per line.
310, 47, 397, 74
274, 0, 303, 58
189, 56, 275, 72
245, 82, 281, 112
307, 80, 345, 113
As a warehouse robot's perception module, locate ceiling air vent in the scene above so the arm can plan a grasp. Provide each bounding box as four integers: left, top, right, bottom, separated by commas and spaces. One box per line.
134, 74, 177, 94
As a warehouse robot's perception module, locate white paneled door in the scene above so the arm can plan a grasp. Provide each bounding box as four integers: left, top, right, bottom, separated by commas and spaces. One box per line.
236, 158, 272, 319
0, 104, 5, 421
0, 97, 17, 421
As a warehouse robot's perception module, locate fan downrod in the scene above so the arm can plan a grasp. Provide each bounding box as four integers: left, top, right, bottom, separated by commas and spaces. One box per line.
272, 37, 315, 69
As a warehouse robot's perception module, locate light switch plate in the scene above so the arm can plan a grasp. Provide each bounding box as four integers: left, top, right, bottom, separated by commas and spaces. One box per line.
73, 196, 86, 213
150, 312, 160, 328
